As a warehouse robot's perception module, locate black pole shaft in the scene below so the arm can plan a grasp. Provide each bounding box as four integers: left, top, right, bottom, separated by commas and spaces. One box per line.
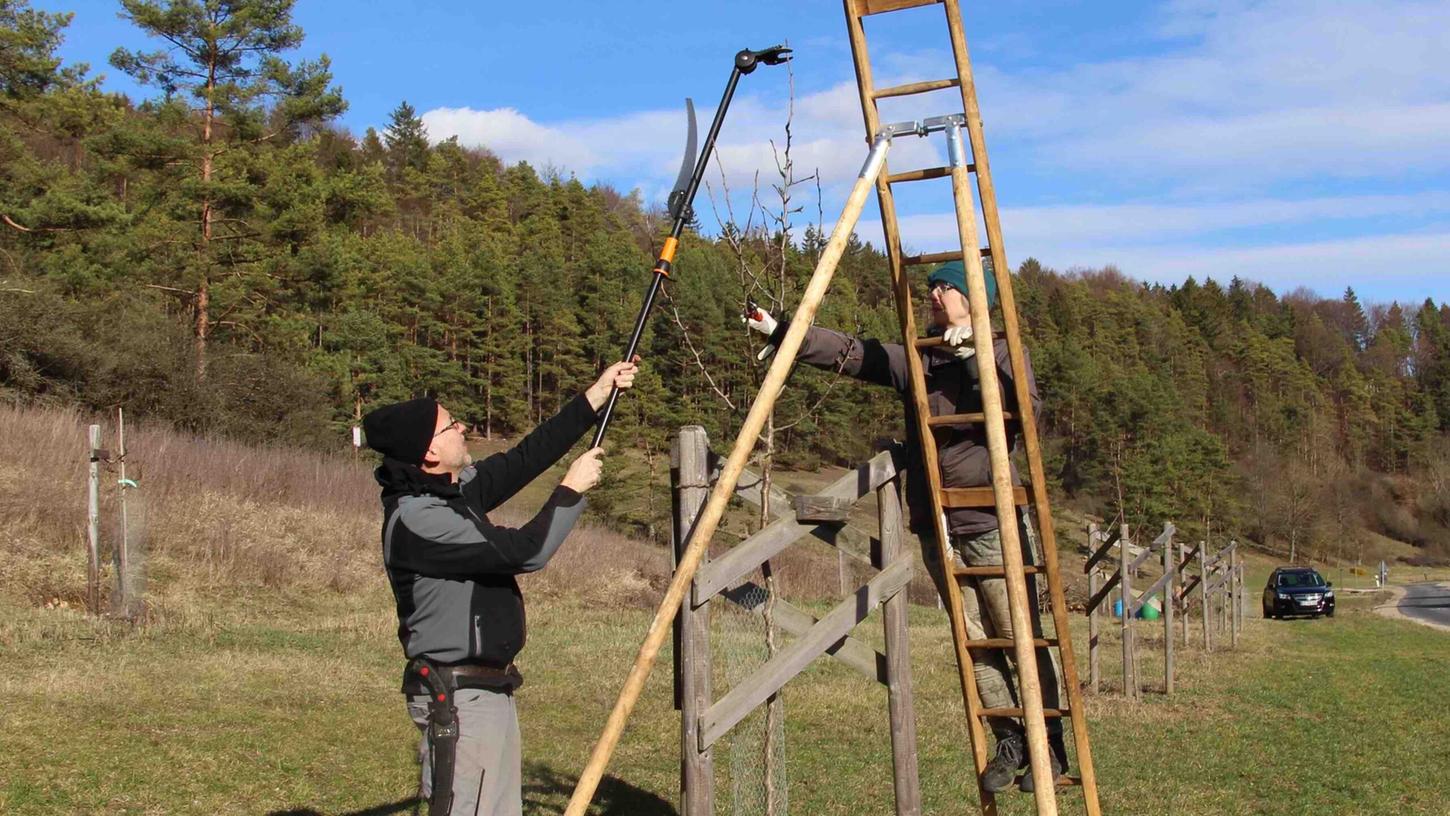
671, 67, 743, 240
591, 66, 746, 447
591, 273, 664, 446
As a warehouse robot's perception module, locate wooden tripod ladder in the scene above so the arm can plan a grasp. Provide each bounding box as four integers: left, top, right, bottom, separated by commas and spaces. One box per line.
844, 2, 1101, 814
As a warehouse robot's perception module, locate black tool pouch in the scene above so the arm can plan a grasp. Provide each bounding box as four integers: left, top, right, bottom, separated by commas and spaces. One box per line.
408, 658, 459, 816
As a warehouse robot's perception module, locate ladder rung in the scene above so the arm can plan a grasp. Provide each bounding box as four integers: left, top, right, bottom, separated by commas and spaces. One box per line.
902, 247, 991, 267
1004, 776, 1083, 790
853, 0, 941, 16
914, 331, 1003, 348
964, 637, 1058, 649
887, 166, 964, 184
979, 707, 1068, 718
953, 565, 1044, 578
940, 486, 1029, 508
873, 77, 959, 99
927, 411, 1014, 428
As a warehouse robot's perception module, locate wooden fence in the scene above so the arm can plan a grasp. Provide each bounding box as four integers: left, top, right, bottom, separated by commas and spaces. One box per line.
1085, 522, 1244, 697
671, 426, 921, 816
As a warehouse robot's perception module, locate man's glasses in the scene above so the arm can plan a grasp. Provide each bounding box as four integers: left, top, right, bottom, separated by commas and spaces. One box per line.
433, 418, 466, 438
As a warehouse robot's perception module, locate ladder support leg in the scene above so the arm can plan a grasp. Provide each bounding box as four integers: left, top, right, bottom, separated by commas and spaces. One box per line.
945, 118, 1057, 816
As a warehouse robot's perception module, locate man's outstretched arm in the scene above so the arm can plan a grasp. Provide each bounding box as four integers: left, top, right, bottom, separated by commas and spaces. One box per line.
390, 448, 606, 577
749, 310, 910, 393
463, 361, 638, 513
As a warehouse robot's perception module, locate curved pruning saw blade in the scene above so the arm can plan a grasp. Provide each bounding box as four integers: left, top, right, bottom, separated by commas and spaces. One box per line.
666, 98, 698, 222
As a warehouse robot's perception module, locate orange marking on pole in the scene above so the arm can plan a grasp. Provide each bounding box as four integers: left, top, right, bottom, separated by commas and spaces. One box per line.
656, 236, 679, 276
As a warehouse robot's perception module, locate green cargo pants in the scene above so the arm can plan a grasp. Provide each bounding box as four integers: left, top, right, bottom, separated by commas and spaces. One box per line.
921, 509, 1064, 743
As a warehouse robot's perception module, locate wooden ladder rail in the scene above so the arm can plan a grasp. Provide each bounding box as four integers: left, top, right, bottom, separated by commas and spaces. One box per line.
843, 2, 1101, 814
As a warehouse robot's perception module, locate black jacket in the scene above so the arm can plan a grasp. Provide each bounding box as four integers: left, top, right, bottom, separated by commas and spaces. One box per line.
377, 393, 597, 685
785, 323, 1041, 536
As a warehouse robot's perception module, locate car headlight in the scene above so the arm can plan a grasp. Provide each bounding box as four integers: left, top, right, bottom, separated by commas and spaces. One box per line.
1276, 592, 1290, 600
1324, 590, 1334, 598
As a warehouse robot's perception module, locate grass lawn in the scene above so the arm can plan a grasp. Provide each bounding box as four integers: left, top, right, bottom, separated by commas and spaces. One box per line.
3, 579, 1448, 815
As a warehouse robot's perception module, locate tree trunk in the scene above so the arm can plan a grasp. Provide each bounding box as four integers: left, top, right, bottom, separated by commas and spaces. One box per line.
196, 50, 217, 381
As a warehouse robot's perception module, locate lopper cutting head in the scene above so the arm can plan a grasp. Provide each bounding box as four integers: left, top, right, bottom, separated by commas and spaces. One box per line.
735, 45, 792, 74
667, 98, 699, 222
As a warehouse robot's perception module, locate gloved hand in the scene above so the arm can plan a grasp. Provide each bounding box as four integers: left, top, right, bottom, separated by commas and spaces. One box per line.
742, 306, 780, 361
943, 324, 976, 360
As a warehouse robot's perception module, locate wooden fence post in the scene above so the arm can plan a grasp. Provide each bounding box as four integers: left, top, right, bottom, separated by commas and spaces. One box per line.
1087, 562, 1100, 695
86, 424, 102, 614
1119, 522, 1136, 699
878, 473, 922, 816
1219, 557, 1229, 637
115, 408, 134, 616
1163, 531, 1175, 695
1237, 546, 1245, 638
1199, 542, 1211, 653
1231, 544, 1241, 648
1178, 540, 1189, 647
673, 426, 713, 816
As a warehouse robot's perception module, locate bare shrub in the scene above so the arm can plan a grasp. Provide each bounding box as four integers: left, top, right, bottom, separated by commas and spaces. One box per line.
521, 523, 672, 608
0, 405, 644, 612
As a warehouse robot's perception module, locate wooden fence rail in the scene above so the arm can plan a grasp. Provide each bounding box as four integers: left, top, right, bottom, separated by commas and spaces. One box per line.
672, 426, 922, 816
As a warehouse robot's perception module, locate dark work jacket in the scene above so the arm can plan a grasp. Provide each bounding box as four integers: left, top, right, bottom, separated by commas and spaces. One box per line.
783, 323, 1041, 537
377, 393, 596, 686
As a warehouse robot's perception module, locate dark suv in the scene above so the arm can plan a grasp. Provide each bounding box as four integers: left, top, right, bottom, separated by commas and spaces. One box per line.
1262, 567, 1335, 619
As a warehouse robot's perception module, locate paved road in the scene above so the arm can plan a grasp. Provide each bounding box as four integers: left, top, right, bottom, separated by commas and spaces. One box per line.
1398, 582, 1450, 628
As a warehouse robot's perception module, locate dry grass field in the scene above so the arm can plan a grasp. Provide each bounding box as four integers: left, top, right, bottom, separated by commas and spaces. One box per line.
3, 406, 1448, 815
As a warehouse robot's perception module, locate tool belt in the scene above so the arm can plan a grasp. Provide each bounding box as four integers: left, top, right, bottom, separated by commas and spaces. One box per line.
402, 660, 523, 696
403, 658, 521, 816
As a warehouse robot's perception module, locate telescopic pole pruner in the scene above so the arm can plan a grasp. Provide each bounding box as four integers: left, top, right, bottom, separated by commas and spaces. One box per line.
590, 45, 792, 447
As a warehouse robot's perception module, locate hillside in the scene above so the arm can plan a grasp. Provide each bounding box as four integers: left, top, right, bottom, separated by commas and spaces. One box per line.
3, 1, 1449, 562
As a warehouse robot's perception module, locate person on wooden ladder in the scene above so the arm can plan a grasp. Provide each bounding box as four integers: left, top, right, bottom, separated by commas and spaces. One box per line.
744, 260, 1067, 792
362, 358, 638, 816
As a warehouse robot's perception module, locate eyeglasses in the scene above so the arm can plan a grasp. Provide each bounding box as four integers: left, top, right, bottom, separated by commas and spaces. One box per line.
433, 418, 466, 438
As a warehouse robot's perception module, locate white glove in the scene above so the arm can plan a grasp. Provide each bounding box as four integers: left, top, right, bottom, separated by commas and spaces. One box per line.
742, 307, 780, 361
943, 323, 976, 360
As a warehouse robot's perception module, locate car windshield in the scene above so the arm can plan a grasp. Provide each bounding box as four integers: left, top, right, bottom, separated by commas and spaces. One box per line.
1277, 572, 1325, 588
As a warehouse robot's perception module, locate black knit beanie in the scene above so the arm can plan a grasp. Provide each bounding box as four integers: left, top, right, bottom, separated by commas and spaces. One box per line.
362, 398, 439, 465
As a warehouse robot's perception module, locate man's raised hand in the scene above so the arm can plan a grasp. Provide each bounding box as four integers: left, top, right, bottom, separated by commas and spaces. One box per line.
943, 324, 976, 360
742, 306, 780, 361
585, 357, 641, 410
562, 446, 606, 493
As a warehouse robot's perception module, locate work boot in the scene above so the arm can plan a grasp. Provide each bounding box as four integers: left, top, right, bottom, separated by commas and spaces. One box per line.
980, 732, 1025, 792
1018, 735, 1069, 793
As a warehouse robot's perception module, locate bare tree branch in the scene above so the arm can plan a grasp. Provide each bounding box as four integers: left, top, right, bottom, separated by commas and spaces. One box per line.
145, 283, 192, 295
662, 287, 737, 411
3, 214, 72, 234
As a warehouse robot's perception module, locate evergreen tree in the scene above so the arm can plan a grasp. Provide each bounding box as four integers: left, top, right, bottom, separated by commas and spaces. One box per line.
0, 0, 85, 100
109, 0, 344, 378
384, 100, 429, 173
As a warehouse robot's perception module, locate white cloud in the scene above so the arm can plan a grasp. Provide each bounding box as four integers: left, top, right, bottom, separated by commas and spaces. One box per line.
421, 107, 601, 173
419, 1, 1450, 303
423, 1, 1450, 194
1050, 231, 1450, 302
862, 192, 1450, 249
422, 77, 950, 216
855, 195, 1450, 301
976, 0, 1450, 184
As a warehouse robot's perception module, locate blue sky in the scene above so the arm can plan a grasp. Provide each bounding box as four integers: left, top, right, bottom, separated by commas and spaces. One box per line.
42, 0, 1450, 306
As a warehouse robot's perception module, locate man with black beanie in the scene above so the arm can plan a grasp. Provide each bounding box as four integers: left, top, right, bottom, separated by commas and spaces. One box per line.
364, 359, 638, 816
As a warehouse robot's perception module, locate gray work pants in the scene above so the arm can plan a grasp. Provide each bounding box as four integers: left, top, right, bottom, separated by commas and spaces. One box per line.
922, 510, 1064, 743
407, 688, 522, 816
